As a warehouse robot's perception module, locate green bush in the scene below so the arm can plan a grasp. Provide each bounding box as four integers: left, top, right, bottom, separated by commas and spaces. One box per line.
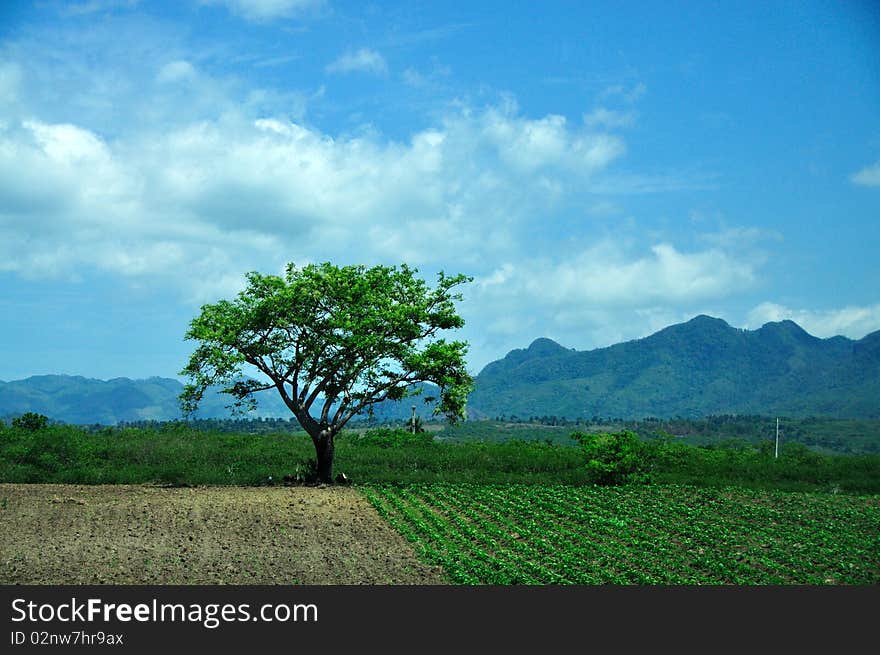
353, 427, 435, 448
571, 431, 649, 485
0, 422, 876, 492
12, 412, 49, 431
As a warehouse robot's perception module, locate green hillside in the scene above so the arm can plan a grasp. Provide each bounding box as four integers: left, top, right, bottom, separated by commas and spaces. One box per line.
469, 315, 880, 420
0, 375, 439, 425
3, 315, 878, 425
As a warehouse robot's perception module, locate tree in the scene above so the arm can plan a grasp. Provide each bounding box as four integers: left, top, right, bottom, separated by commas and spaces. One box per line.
571, 430, 648, 485
12, 412, 49, 431
180, 262, 473, 483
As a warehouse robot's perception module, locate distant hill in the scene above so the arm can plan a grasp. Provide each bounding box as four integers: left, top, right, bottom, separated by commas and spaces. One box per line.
0, 375, 438, 426
4, 315, 878, 424
468, 315, 880, 420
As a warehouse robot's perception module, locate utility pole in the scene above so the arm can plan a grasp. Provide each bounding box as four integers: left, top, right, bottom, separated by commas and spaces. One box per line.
775, 417, 779, 459
411, 405, 417, 435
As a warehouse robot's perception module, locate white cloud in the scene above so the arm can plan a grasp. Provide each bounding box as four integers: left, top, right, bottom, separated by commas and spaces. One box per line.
326, 49, 388, 76
477, 241, 756, 309
0, 20, 739, 370
1, 16, 292, 133
23, 120, 111, 163
0, 120, 136, 229
746, 302, 880, 339
202, 0, 324, 21
157, 60, 197, 84
480, 109, 624, 174
583, 107, 636, 129
454, 240, 761, 372
0, 95, 629, 301
850, 161, 880, 187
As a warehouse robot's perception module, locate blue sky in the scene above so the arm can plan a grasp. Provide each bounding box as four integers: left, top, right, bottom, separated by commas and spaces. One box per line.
0, 0, 878, 381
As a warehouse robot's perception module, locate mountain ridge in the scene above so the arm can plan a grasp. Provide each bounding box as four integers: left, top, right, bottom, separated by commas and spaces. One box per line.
0, 374, 440, 425
470, 316, 880, 420
2, 316, 878, 424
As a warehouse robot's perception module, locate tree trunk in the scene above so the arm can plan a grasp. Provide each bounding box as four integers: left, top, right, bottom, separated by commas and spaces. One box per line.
314, 430, 335, 483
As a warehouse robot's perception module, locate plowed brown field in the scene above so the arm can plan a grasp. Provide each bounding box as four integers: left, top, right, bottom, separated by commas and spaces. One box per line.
0, 484, 446, 585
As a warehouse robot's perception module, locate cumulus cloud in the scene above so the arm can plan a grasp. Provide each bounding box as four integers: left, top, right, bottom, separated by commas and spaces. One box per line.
458, 239, 759, 372
0, 19, 670, 311
201, 0, 324, 21
476, 241, 756, 310
480, 109, 624, 174
850, 161, 880, 187
746, 302, 880, 339
0, 120, 134, 224
0, 20, 758, 375
326, 49, 388, 76
0, 94, 632, 302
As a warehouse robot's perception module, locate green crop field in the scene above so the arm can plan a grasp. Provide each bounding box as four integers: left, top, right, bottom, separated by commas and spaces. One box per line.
363, 483, 880, 585
3, 422, 879, 586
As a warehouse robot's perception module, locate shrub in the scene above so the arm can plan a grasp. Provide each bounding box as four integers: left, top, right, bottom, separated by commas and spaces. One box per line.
354, 427, 435, 448
12, 412, 49, 431
571, 430, 649, 485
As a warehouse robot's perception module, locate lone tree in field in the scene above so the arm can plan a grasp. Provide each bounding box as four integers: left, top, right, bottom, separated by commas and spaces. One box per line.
180, 262, 473, 483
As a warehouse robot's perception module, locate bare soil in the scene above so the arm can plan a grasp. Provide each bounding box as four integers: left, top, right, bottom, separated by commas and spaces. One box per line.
0, 484, 447, 585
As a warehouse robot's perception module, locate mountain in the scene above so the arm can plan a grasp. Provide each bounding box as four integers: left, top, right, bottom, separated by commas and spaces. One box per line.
0, 375, 440, 426
0, 375, 273, 424
4, 315, 878, 424
468, 315, 880, 420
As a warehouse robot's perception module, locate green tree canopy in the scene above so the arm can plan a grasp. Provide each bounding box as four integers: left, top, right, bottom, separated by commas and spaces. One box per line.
572, 431, 648, 485
180, 262, 473, 482
12, 412, 49, 431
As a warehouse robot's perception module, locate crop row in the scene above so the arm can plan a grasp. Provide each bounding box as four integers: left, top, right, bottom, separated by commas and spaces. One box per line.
361, 484, 880, 585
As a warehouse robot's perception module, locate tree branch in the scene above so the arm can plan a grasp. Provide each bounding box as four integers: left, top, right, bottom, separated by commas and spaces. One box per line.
305, 376, 330, 412
320, 393, 335, 425
244, 353, 273, 378
337, 371, 421, 427
330, 391, 351, 426
329, 323, 438, 399
238, 382, 275, 393
272, 379, 320, 438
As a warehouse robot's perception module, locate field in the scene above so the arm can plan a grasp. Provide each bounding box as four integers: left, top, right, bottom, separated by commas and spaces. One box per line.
3, 423, 879, 492
0, 483, 444, 585
1, 481, 877, 585
364, 483, 880, 585
1, 423, 879, 585
436, 417, 880, 455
